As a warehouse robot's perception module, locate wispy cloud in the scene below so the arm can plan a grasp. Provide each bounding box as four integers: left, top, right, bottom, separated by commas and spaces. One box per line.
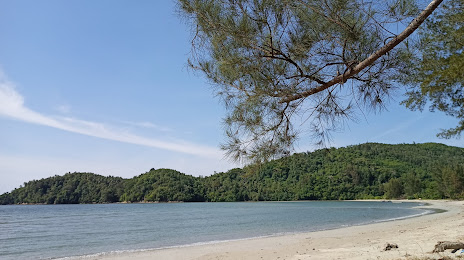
120, 120, 172, 132
55, 104, 71, 114
0, 71, 222, 159
370, 115, 425, 141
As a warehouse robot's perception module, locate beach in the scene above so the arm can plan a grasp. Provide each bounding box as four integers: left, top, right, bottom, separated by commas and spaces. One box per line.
85, 200, 464, 260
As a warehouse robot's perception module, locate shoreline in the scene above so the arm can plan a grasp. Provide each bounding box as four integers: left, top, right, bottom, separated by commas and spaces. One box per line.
84, 200, 464, 260
62, 203, 430, 260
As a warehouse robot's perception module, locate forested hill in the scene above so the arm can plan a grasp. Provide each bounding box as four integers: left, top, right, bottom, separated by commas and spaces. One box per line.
1, 143, 464, 204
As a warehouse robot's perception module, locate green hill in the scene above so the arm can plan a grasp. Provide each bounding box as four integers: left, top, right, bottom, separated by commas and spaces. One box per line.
0, 172, 125, 204
1, 143, 463, 204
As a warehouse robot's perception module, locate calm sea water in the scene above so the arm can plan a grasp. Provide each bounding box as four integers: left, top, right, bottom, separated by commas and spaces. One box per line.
0, 201, 429, 260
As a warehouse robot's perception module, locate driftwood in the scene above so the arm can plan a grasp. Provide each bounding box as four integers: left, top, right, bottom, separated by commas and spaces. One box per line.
384, 243, 399, 251
433, 241, 464, 253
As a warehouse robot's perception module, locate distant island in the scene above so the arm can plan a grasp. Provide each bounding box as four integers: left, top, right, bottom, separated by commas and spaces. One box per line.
1, 142, 463, 205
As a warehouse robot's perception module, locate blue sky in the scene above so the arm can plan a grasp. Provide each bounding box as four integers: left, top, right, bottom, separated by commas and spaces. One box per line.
0, 0, 462, 194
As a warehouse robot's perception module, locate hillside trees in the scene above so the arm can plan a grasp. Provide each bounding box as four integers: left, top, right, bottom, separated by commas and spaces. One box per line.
120, 169, 205, 202
0, 173, 125, 204
1, 143, 464, 204
433, 164, 464, 198
179, 0, 444, 162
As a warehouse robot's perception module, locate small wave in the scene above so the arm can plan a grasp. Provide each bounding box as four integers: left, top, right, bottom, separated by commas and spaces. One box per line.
350, 209, 434, 228
51, 235, 281, 260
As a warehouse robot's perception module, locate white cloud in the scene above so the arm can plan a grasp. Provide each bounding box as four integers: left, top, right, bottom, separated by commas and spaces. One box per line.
0, 72, 223, 159
120, 120, 172, 132
55, 104, 71, 114
370, 115, 425, 141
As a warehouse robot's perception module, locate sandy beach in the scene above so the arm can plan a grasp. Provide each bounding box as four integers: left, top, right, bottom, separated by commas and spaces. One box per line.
90, 200, 464, 260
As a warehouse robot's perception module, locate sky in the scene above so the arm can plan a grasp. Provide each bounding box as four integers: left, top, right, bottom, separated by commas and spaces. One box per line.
0, 0, 462, 194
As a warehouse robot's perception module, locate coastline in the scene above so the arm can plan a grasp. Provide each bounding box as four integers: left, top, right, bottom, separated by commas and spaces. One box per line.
85, 200, 464, 260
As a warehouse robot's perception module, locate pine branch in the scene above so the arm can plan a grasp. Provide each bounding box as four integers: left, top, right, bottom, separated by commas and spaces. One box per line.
281, 0, 444, 103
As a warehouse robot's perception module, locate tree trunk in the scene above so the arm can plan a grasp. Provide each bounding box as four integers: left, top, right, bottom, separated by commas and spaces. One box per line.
433, 241, 464, 253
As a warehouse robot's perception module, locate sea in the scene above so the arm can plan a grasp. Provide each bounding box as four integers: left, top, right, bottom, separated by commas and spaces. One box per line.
0, 201, 430, 260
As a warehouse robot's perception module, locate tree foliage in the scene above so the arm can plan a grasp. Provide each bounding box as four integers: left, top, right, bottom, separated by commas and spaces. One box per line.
178, 0, 443, 162
402, 0, 464, 138
120, 168, 205, 202
2, 143, 464, 204
0, 173, 125, 205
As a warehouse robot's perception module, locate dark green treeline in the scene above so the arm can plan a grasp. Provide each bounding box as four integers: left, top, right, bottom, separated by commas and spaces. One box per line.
1, 143, 464, 204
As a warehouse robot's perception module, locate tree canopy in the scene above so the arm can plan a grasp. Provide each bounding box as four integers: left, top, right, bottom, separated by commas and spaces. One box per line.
402, 0, 464, 138
178, 0, 444, 162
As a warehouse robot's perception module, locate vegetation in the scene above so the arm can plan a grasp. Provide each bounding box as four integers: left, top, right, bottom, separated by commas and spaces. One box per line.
402, 0, 464, 138
178, 0, 445, 162
0, 172, 125, 204
1, 143, 464, 204
120, 169, 205, 202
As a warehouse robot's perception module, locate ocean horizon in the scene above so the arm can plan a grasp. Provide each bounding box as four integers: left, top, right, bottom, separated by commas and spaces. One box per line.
0, 201, 430, 260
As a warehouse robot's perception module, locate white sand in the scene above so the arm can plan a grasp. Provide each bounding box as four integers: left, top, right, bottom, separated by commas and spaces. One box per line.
90, 200, 464, 260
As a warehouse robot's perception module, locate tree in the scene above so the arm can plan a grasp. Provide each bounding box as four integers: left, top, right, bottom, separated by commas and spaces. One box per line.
402, 0, 464, 138
434, 164, 464, 199
179, 0, 444, 162
402, 171, 422, 198
384, 178, 404, 199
